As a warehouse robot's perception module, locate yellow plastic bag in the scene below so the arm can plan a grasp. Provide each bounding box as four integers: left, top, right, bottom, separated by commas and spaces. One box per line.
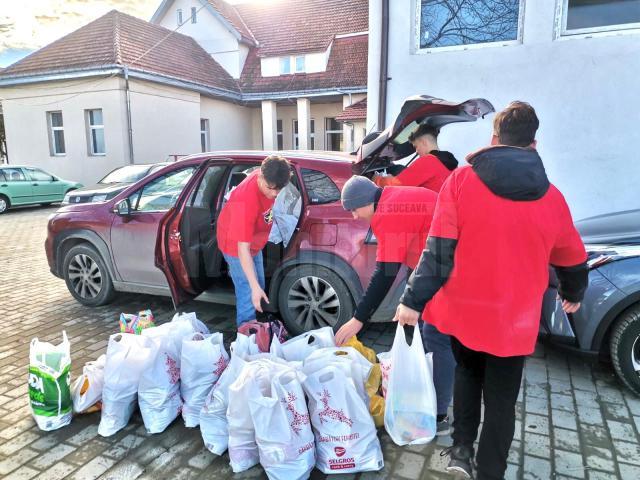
370, 395, 385, 428
344, 335, 377, 364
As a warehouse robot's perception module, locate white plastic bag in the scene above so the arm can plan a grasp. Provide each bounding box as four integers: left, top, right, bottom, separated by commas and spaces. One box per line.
172, 311, 209, 335
99, 333, 153, 437
384, 324, 437, 445
138, 333, 182, 434
71, 354, 106, 414
29, 331, 72, 431
377, 351, 391, 398
303, 366, 383, 474
199, 333, 263, 455
302, 347, 372, 407
181, 332, 228, 427
272, 326, 335, 362
250, 368, 315, 480
227, 358, 291, 473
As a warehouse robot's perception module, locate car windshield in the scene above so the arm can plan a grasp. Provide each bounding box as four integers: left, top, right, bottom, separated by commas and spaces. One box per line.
99, 165, 152, 184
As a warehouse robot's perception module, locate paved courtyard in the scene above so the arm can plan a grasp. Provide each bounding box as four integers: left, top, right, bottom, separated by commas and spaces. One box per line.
0, 206, 639, 479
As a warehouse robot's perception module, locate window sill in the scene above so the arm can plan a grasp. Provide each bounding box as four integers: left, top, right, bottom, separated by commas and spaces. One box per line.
51, 154, 66, 157
414, 39, 522, 55
556, 27, 640, 41
89, 153, 107, 157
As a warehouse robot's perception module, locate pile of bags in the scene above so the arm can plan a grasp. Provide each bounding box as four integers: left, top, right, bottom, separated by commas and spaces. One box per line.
29, 311, 438, 478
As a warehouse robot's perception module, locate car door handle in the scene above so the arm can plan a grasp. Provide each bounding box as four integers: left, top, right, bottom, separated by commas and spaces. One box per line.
0, 184, 6, 187
32, 183, 39, 186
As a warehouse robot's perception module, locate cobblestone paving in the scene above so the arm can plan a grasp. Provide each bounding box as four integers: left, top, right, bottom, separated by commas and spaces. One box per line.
0, 206, 639, 479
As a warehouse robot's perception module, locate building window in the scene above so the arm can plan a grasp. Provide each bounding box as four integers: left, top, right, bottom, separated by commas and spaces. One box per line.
177, 9, 183, 25
277, 119, 283, 150
280, 57, 291, 75
418, 0, 522, 49
200, 119, 210, 152
293, 119, 315, 150
295, 56, 305, 73
47, 111, 65, 156
325, 118, 343, 152
86, 109, 105, 155
561, 0, 640, 35
191, 7, 197, 24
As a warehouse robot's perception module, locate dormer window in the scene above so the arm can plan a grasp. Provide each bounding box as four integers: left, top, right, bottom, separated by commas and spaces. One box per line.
295, 56, 305, 73
280, 57, 291, 74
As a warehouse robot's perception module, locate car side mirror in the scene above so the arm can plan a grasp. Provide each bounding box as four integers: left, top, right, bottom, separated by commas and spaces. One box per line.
51, 177, 58, 182
115, 198, 131, 216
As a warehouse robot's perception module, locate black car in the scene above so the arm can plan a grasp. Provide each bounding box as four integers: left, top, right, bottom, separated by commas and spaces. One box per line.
63, 163, 171, 205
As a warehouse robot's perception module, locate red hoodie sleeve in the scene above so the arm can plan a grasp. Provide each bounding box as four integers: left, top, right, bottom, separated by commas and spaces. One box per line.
428, 173, 459, 240
550, 196, 587, 267
396, 156, 435, 188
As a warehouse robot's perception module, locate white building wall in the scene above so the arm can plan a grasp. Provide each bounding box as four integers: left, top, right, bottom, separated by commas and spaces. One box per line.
200, 97, 254, 151
128, 79, 201, 162
375, 0, 640, 220
0, 77, 130, 185
156, 0, 243, 78
272, 102, 344, 151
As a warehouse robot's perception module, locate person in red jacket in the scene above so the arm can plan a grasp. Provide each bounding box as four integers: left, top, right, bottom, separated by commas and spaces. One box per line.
373, 124, 458, 192
216, 155, 291, 327
394, 102, 588, 479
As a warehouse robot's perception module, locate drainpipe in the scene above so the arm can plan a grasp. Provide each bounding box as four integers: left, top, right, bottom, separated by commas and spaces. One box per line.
123, 66, 134, 165
378, 0, 390, 130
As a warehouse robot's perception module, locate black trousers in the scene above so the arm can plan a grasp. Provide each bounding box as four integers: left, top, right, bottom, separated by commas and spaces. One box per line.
450, 337, 525, 480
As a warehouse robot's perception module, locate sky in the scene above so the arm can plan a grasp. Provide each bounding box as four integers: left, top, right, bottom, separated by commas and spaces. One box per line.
0, 0, 259, 68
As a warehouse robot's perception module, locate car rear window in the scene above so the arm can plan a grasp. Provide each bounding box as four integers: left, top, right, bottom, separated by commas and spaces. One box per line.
301, 168, 341, 205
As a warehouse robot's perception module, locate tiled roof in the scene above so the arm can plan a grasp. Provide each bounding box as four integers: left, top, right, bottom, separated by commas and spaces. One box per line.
235, 0, 368, 57
207, 0, 256, 45
0, 10, 239, 94
239, 33, 368, 95
336, 97, 367, 121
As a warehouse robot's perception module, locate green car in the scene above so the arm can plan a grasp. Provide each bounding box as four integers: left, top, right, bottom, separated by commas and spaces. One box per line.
0, 165, 83, 214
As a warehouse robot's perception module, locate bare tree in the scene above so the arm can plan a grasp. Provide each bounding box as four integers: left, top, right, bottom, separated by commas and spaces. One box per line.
420, 0, 520, 48
0, 110, 7, 163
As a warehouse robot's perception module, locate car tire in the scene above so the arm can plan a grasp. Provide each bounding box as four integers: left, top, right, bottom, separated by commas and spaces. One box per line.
278, 264, 354, 336
62, 244, 116, 307
0, 195, 9, 214
40, 203, 52, 206
610, 304, 640, 395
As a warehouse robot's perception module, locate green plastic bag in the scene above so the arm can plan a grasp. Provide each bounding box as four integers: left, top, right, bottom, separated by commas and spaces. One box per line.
29, 331, 72, 431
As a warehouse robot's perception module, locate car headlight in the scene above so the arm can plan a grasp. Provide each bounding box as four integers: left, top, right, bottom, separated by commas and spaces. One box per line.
61, 193, 72, 205
92, 194, 108, 203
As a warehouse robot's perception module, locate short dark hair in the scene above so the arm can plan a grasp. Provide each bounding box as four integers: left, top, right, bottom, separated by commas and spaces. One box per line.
493, 101, 539, 147
261, 155, 291, 189
408, 124, 439, 143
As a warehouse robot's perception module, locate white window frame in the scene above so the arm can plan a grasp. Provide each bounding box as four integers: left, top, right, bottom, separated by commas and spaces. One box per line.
295, 55, 306, 73
324, 117, 343, 152
47, 111, 65, 156
414, 0, 525, 54
191, 7, 197, 24
276, 119, 283, 150
556, 0, 640, 38
279, 57, 291, 75
200, 118, 210, 152
293, 118, 316, 150
86, 109, 105, 156
177, 8, 183, 26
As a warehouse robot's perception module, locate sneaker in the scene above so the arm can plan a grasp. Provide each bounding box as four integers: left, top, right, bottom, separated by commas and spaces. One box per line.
436, 415, 451, 436
441, 445, 474, 479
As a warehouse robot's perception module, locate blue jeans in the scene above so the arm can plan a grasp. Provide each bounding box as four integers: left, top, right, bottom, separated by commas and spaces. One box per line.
223, 252, 265, 327
421, 321, 457, 417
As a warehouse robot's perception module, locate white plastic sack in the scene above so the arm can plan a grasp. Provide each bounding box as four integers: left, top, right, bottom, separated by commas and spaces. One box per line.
199, 334, 263, 455
302, 347, 372, 407
71, 354, 106, 414
181, 332, 228, 427
227, 358, 291, 473
271, 326, 335, 362
250, 368, 315, 480
384, 324, 437, 445
29, 331, 72, 431
138, 333, 182, 434
99, 333, 153, 437
303, 366, 383, 474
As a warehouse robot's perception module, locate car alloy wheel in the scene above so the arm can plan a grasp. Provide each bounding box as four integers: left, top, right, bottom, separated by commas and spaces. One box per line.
67, 253, 103, 299
632, 335, 640, 375
0, 197, 7, 214
287, 275, 341, 331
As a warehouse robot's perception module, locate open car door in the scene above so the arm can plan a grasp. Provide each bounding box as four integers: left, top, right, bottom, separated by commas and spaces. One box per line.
353, 95, 495, 175
155, 159, 229, 309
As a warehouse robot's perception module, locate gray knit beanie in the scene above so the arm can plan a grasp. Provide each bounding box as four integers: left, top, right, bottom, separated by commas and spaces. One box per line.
341, 176, 381, 211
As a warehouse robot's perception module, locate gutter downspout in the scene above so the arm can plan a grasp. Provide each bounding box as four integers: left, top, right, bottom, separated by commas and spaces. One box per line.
123, 66, 134, 165
378, 0, 389, 130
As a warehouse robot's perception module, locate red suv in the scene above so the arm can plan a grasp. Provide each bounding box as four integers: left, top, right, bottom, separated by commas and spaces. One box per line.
45, 96, 493, 334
